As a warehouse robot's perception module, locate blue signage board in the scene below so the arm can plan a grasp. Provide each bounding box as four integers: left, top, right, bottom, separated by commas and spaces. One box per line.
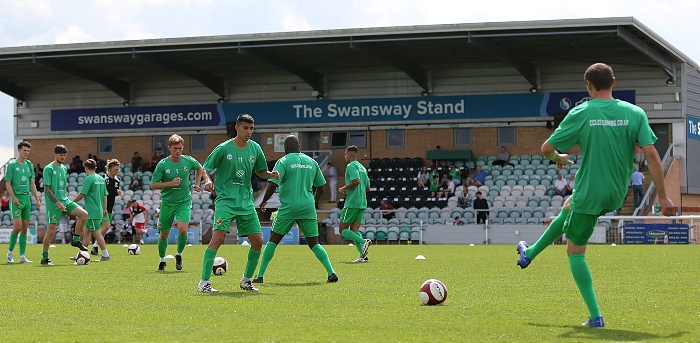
238, 227, 299, 245
51, 90, 635, 131
623, 223, 689, 244
143, 227, 200, 244
687, 116, 700, 141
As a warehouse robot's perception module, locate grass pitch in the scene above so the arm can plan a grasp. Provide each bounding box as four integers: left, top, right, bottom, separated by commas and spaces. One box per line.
0, 242, 698, 342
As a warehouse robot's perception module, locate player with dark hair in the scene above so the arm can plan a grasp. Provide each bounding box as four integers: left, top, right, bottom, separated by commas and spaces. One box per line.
338, 145, 371, 262
73, 159, 110, 262
254, 135, 337, 284
150, 134, 204, 271
5, 141, 41, 264
89, 159, 122, 254
41, 145, 90, 265
197, 114, 279, 293
516, 63, 676, 327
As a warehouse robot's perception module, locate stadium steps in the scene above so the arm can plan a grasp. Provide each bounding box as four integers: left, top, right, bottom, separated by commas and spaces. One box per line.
316, 188, 336, 223
618, 171, 651, 217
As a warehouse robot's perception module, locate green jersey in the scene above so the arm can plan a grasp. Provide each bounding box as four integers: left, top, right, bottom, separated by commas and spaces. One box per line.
5, 158, 34, 195
203, 139, 267, 215
547, 99, 656, 215
152, 155, 201, 204
343, 160, 369, 209
449, 169, 461, 182
271, 153, 326, 220
43, 162, 70, 211
80, 173, 107, 220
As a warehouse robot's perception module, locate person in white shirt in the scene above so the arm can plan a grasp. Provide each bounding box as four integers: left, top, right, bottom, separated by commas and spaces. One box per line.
566, 174, 575, 195
326, 163, 338, 202
554, 174, 570, 196
416, 166, 429, 188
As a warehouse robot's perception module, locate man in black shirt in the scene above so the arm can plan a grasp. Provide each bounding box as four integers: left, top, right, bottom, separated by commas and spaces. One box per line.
473, 191, 489, 224
90, 159, 122, 255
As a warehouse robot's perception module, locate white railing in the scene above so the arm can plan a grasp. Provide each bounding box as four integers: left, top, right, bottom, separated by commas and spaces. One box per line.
633, 145, 675, 216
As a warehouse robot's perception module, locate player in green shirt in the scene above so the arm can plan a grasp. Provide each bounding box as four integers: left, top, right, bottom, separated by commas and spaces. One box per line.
5, 141, 41, 264
72, 159, 110, 262
254, 135, 337, 284
197, 114, 279, 293
150, 134, 204, 271
41, 145, 90, 265
338, 145, 371, 263
515, 63, 676, 328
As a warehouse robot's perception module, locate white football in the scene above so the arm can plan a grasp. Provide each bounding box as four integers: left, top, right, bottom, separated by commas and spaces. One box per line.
75, 251, 91, 265
128, 244, 141, 255
213, 256, 228, 275
419, 279, 448, 305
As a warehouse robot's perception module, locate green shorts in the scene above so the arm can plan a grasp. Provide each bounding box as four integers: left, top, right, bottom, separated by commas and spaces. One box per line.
46, 201, 80, 224
86, 219, 102, 232
340, 208, 365, 224
562, 211, 600, 246
272, 218, 318, 238
213, 211, 261, 237
157, 201, 191, 231
101, 212, 113, 224
10, 194, 31, 221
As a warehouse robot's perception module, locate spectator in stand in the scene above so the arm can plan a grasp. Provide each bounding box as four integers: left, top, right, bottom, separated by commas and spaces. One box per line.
634, 144, 645, 172
131, 152, 142, 173
467, 165, 490, 186
554, 173, 569, 196
416, 166, 430, 188
448, 164, 462, 185
94, 155, 106, 173
1, 191, 10, 212
457, 186, 471, 209
326, 162, 338, 202
155, 141, 166, 160
566, 174, 576, 195
129, 175, 142, 191
453, 216, 464, 225
35, 176, 44, 192
429, 175, 440, 198
145, 152, 159, 172
492, 146, 515, 167
380, 199, 395, 220
473, 191, 489, 224
429, 168, 440, 184
443, 175, 456, 198
69, 155, 84, 174
631, 165, 645, 208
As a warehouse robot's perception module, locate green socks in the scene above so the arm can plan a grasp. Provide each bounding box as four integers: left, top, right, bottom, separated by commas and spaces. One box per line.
342, 229, 364, 256
257, 242, 278, 278
8, 231, 18, 252
42, 251, 49, 260
177, 234, 187, 254
19, 234, 27, 256
201, 247, 217, 281
312, 244, 335, 276
569, 254, 602, 320
158, 238, 168, 258
525, 208, 569, 260
244, 248, 261, 279
72, 234, 81, 243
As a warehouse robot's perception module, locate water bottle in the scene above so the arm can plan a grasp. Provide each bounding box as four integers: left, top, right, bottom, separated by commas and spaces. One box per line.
653, 204, 660, 216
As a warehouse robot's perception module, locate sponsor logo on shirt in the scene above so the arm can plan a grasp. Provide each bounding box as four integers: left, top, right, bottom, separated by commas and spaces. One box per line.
249, 156, 255, 162
236, 170, 245, 178
291, 164, 313, 169
227, 154, 233, 160
589, 119, 629, 127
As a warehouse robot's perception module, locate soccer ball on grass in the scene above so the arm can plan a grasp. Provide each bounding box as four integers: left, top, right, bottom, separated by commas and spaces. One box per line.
213, 257, 228, 275
419, 279, 448, 305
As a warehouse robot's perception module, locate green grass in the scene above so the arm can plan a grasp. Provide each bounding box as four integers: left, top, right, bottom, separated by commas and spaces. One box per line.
0, 243, 699, 342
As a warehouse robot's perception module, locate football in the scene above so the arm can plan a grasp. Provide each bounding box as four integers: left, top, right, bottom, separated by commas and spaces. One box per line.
212, 256, 228, 275
75, 251, 91, 265
128, 244, 141, 255
419, 279, 448, 305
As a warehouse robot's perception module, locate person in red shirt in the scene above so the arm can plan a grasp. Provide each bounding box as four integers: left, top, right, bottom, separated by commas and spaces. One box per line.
379, 200, 395, 220
1, 191, 9, 212
129, 199, 149, 244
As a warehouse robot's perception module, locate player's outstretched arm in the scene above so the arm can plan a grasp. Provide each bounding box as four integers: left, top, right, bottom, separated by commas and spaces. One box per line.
259, 182, 278, 212
642, 144, 676, 216
339, 178, 360, 194
256, 170, 280, 180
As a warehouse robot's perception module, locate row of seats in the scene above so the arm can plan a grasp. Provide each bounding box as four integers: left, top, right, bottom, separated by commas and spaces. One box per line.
357, 226, 420, 241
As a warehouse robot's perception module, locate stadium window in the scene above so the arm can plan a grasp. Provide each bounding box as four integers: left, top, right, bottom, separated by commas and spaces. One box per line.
190, 135, 206, 152
454, 128, 472, 147
347, 131, 367, 148
331, 132, 348, 149
498, 127, 517, 146
152, 135, 168, 152
387, 130, 405, 149
250, 133, 263, 145
98, 137, 113, 154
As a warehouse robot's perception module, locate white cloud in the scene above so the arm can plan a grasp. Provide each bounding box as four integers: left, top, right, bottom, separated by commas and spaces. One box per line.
0, 144, 15, 166
0, 0, 52, 20
281, 9, 315, 32
54, 25, 96, 44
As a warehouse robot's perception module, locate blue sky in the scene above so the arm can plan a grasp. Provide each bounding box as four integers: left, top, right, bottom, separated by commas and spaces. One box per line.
1, 0, 699, 162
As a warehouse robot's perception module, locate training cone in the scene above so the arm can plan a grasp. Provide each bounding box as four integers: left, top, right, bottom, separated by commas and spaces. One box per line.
415, 255, 426, 260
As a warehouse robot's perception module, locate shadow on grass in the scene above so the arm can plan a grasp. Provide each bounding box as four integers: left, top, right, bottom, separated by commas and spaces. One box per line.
529, 323, 688, 341
265, 282, 324, 287
208, 291, 265, 298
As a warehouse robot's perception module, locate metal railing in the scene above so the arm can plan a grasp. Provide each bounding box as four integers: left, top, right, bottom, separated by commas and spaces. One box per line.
633, 145, 675, 216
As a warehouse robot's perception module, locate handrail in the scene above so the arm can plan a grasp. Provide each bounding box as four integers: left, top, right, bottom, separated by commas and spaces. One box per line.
633, 144, 674, 216
0, 158, 13, 183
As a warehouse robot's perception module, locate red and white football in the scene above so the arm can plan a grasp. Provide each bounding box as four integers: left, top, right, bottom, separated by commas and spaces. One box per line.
213, 256, 228, 275
419, 279, 448, 305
